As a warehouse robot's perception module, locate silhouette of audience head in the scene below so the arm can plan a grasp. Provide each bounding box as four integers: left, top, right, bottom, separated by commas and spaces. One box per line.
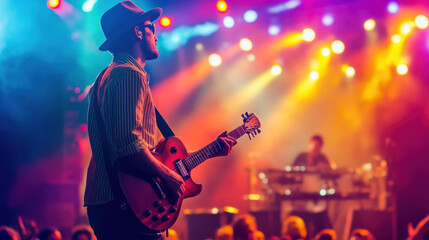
350, 229, 375, 240
71, 225, 94, 240
0, 226, 21, 240
159, 229, 179, 240
255, 230, 265, 240
315, 229, 337, 240
233, 214, 258, 240
37, 228, 62, 240
281, 216, 307, 240
216, 225, 233, 240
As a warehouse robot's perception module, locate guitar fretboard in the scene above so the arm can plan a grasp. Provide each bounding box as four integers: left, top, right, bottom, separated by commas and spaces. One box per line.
182, 125, 247, 171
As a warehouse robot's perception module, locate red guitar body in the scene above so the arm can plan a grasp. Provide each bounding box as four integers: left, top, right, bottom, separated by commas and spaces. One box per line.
117, 112, 261, 231
118, 137, 201, 231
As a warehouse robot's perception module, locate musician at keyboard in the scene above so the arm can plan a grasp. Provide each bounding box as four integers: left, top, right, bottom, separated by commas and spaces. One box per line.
288, 135, 336, 237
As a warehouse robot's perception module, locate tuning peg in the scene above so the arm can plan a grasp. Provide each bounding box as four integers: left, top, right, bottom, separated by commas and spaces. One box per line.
257, 129, 261, 134
247, 133, 252, 140
245, 112, 250, 117
242, 114, 246, 123
251, 132, 255, 138
253, 130, 257, 135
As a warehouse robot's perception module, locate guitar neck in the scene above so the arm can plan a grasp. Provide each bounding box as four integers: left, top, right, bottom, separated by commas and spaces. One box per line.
182, 125, 247, 171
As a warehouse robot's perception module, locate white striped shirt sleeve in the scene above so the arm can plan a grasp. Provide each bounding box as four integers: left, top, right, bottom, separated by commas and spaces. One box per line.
111, 69, 149, 158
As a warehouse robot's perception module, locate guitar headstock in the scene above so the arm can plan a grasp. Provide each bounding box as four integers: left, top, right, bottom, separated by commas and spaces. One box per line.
241, 112, 261, 140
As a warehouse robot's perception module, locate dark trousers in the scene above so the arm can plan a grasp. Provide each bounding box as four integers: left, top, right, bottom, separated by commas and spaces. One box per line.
87, 201, 162, 240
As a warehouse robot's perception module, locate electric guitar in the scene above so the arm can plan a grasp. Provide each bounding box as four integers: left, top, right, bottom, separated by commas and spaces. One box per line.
118, 112, 261, 231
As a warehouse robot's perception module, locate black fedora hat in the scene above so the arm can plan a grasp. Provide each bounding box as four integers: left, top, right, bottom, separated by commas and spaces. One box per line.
99, 1, 162, 51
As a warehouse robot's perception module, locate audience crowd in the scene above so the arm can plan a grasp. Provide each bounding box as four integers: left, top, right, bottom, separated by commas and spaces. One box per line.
1, 213, 428, 240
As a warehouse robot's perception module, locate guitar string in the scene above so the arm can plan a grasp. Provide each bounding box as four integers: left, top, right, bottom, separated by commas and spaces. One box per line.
169, 125, 245, 173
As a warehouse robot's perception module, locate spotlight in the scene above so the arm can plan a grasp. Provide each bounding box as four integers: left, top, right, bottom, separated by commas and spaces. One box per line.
396, 64, 408, 75
160, 17, 172, 28
364, 19, 376, 31
321, 47, 330, 57
387, 2, 399, 14
309, 71, 319, 82
239, 38, 253, 51
216, 0, 228, 13
400, 22, 414, 35
331, 40, 345, 54
302, 28, 316, 42
208, 54, 222, 67
48, 0, 61, 9
82, 0, 97, 12
271, 64, 282, 76
247, 54, 255, 61
322, 14, 334, 26
195, 43, 204, 51
223, 16, 235, 28
268, 25, 280, 36
415, 15, 429, 29
244, 10, 258, 23
345, 66, 355, 78
391, 34, 402, 43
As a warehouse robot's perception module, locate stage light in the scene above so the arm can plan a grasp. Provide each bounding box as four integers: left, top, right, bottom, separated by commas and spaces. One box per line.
247, 54, 255, 61
159, 22, 219, 51
239, 38, 253, 51
268, 0, 301, 14
397, 64, 408, 75
331, 40, 345, 54
80, 124, 88, 133
387, 2, 399, 14
302, 28, 315, 42
415, 15, 429, 29
345, 66, 355, 78
211, 208, 219, 214
244, 10, 258, 23
391, 34, 402, 43
208, 53, 222, 67
268, 25, 280, 36
195, 43, 204, 51
271, 64, 282, 76
160, 17, 172, 28
364, 19, 376, 31
216, 0, 228, 13
223, 16, 235, 28
309, 71, 319, 82
82, 0, 97, 12
321, 47, 331, 57
319, 189, 327, 196
400, 22, 413, 35
322, 14, 334, 26
48, 0, 61, 9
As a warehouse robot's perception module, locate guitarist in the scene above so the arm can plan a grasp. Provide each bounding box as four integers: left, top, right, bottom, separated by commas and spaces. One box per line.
83, 1, 237, 240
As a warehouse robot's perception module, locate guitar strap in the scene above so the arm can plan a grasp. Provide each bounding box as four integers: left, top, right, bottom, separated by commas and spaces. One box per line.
154, 107, 175, 138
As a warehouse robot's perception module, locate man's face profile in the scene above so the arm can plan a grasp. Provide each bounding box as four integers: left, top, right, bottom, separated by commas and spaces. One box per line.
140, 20, 159, 60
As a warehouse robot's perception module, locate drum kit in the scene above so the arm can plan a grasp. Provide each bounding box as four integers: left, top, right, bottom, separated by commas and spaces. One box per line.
247, 161, 388, 205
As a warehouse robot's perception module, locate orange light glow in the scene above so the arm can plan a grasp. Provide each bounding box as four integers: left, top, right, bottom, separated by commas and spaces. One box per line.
152, 44, 241, 118
48, 0, 60, 9
160, 17, 172, 27
216, 0, 228, 13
